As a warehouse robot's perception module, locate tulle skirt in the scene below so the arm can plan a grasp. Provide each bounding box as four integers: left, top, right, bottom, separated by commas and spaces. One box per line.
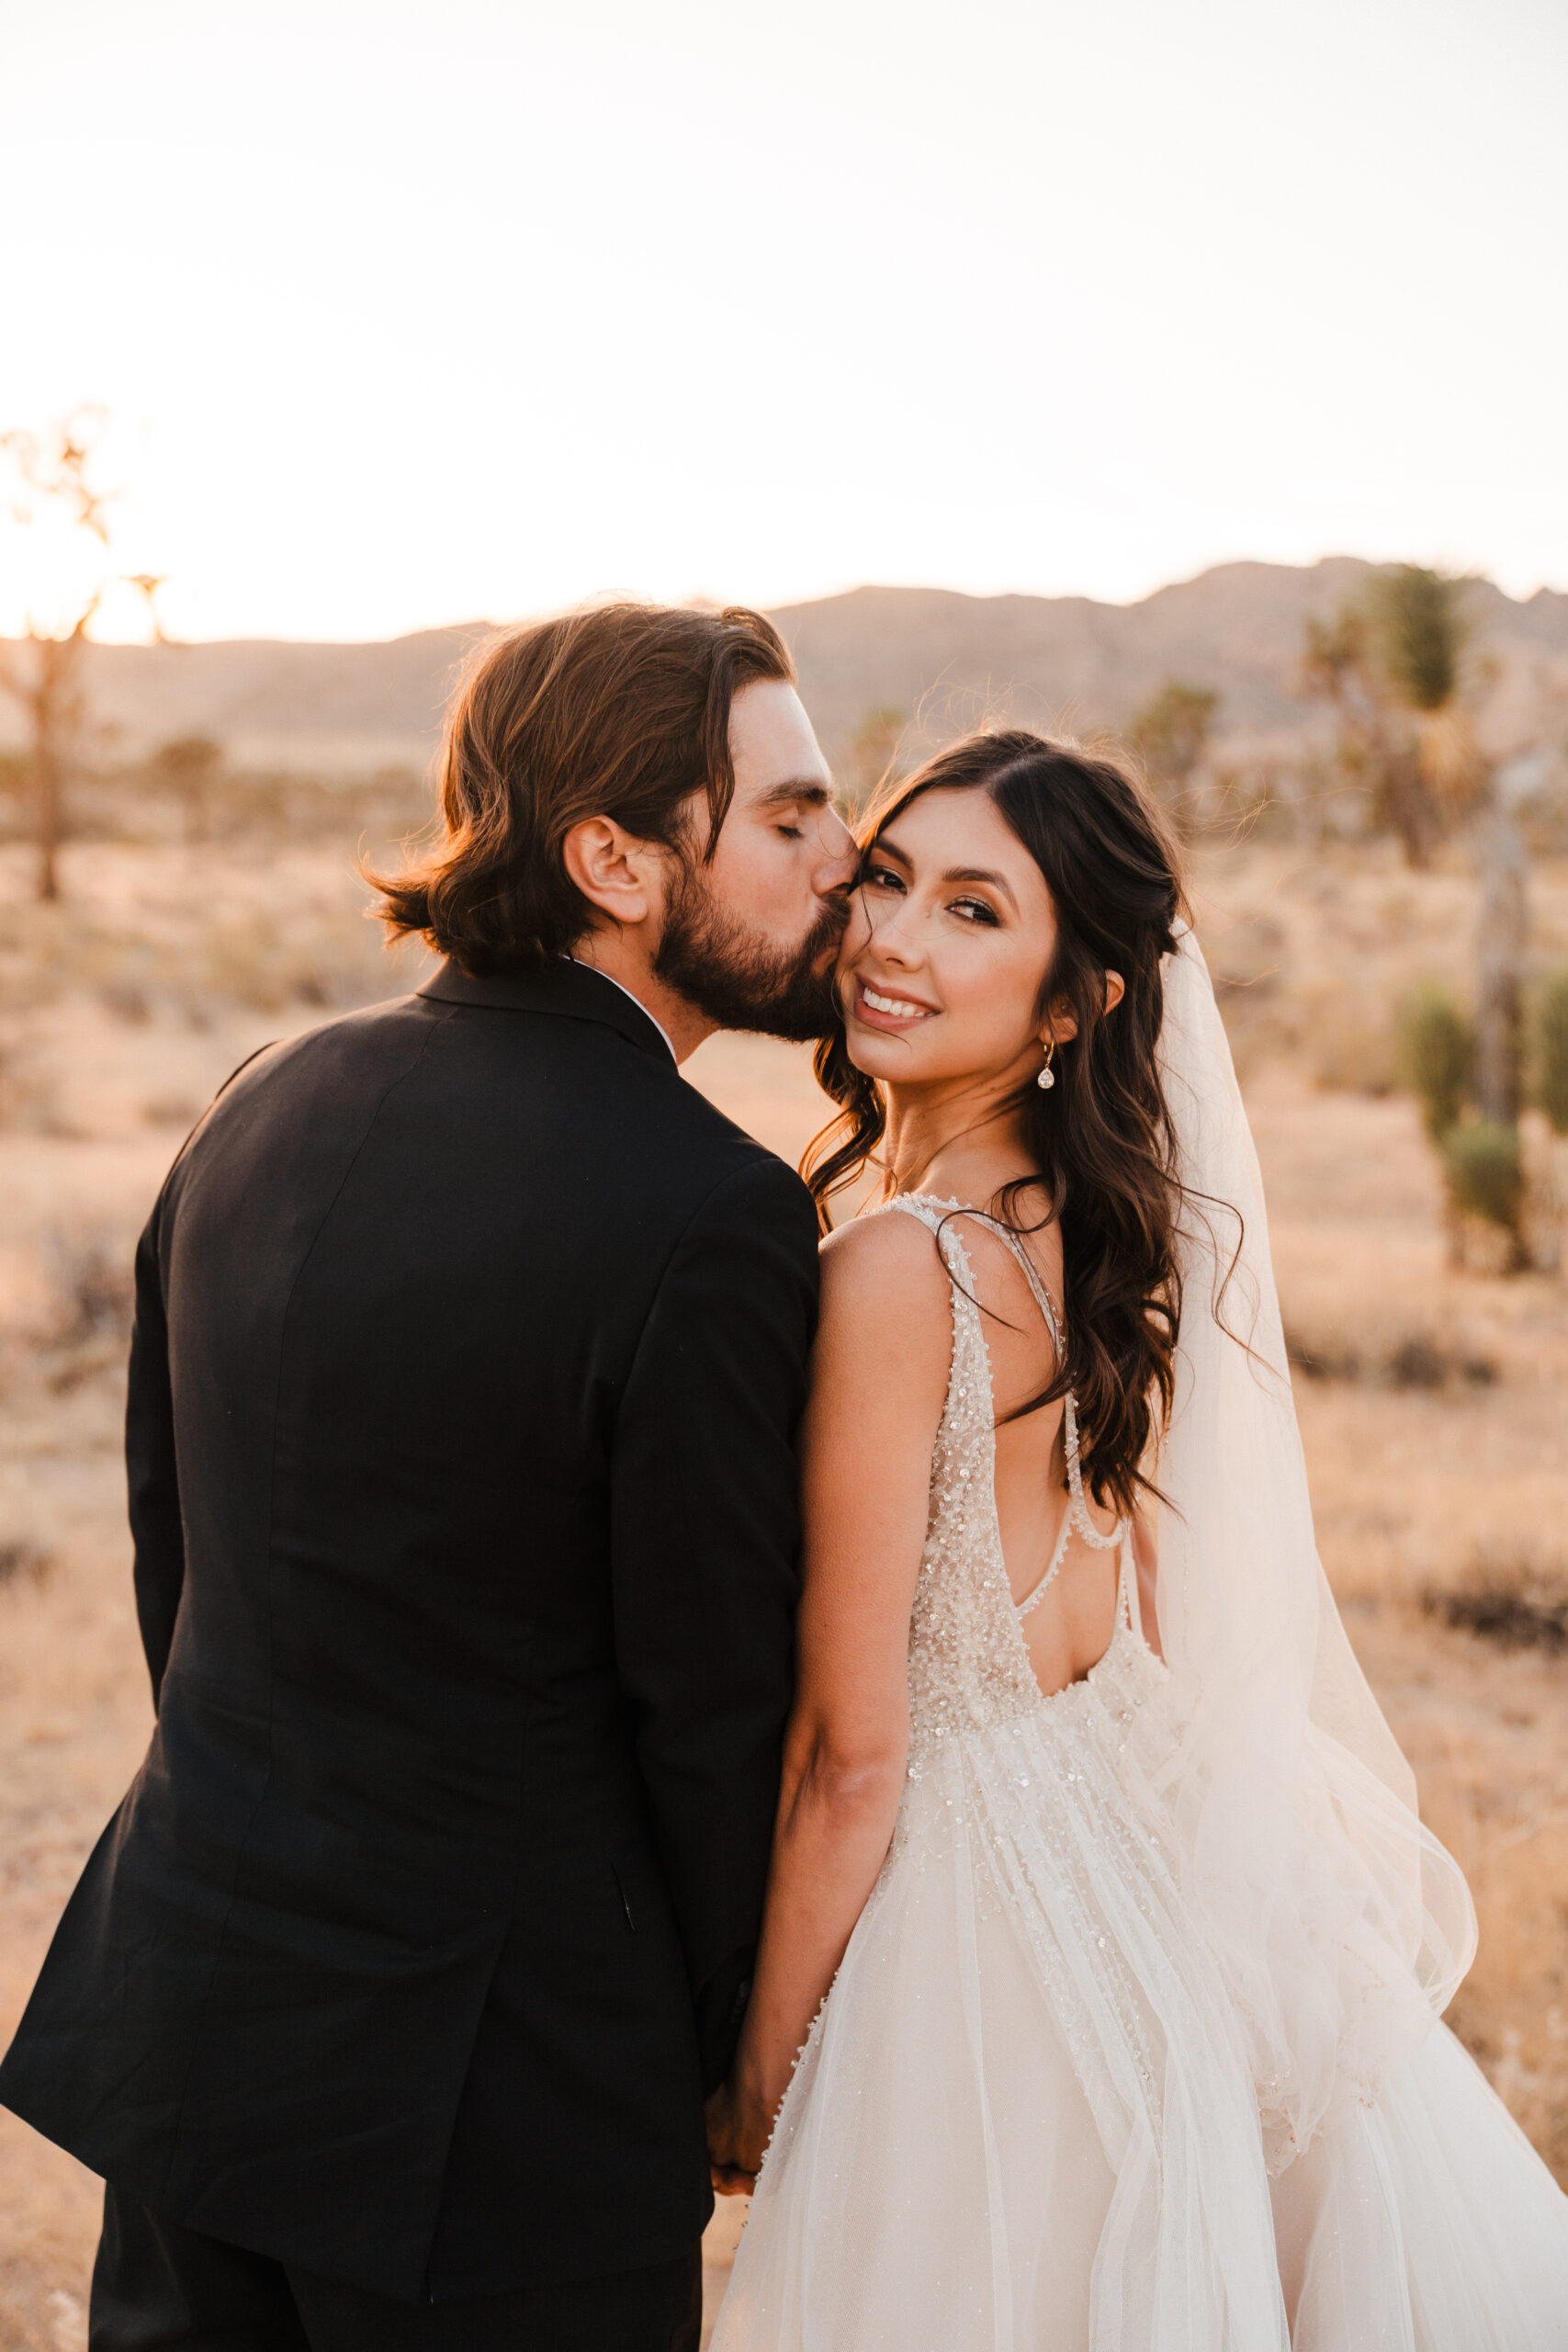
714, 1649, 1568, 2351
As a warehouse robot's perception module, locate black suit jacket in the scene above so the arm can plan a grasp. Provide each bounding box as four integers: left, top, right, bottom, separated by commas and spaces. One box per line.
0, 960, 818, 2301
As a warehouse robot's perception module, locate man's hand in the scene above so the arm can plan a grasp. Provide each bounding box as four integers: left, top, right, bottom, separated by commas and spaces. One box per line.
705, 2079, 764, 2198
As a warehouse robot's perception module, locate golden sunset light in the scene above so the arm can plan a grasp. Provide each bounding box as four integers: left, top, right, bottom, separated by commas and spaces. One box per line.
3, 0, 1564, 644
4, 6, 1568, 2344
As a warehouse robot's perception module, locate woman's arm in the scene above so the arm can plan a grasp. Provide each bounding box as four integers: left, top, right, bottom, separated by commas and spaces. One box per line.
706, 1211, 952, 2186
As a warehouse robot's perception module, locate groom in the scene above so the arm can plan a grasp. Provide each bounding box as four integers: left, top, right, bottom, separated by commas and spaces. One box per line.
0, 605, 855, 2349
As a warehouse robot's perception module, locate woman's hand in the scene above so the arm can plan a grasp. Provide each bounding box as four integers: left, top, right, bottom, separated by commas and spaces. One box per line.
705, 2077, 769, 2197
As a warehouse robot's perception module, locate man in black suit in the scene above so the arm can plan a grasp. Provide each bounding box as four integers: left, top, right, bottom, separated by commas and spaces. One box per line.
0, 605, 856, 2349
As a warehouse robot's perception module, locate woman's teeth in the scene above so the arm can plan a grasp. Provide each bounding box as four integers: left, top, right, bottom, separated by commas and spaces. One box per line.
863, 985, 930, 1019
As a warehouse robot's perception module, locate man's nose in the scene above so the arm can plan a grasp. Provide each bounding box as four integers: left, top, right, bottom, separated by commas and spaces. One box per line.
814, 802, 859, 894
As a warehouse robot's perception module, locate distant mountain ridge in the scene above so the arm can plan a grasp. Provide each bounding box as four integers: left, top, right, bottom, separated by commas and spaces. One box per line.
773, 565, 1568, 781
4, 560, 1564, 777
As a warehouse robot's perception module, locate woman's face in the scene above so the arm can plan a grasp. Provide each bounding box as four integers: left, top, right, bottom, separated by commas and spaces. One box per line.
835, 786, 1061, 1091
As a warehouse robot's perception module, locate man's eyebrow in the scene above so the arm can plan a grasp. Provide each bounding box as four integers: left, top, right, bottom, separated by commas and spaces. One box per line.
758, 779, 832, 809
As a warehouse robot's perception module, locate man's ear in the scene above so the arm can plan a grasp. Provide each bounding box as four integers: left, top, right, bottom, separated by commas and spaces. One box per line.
562, 817, 664, 930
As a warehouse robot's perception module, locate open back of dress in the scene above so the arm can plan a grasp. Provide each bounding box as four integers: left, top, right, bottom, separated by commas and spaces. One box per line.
713, 1193, 1568, 2351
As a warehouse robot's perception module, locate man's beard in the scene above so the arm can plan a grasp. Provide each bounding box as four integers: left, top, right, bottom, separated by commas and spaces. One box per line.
653, 858, 846, 1043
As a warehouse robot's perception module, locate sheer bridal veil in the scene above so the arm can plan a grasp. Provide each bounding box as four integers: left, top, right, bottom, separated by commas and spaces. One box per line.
1155, 926, 1475, 2173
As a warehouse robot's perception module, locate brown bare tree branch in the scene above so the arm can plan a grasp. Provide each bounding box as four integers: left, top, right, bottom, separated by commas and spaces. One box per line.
1, 413, 118, 899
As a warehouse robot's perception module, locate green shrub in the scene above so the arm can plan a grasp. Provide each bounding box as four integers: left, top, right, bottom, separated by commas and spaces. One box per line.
1398, 985, 1472, 1143
1442, 1119, 1523, 1231
1538, 968, 1568, 1136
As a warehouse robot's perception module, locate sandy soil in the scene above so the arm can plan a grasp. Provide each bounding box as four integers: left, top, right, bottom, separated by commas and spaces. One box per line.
2, 838, 1565, 2346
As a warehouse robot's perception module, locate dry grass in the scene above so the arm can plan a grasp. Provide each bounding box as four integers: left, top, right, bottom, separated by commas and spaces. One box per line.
1190, 831, 1568, 1094
2, 834, 1566, 2344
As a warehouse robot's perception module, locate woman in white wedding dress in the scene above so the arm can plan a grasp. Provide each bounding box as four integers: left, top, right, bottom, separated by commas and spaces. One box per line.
705, 731, 1568, 2349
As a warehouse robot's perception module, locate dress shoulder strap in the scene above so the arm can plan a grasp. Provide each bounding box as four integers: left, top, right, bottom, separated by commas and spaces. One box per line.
882, 1192, 947, 1238
882, 1193, 992, 1283
881, 1192, 976, 1288
884, 1195, 1066, 1357
881, 1195, 995, 1434
1119, 1527, 1144, 1639
972, 1219, 1066, 1364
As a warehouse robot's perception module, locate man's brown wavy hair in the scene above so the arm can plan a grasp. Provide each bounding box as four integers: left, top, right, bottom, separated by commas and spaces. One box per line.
370, 602, 794, 974
804, 730, 1189, 1517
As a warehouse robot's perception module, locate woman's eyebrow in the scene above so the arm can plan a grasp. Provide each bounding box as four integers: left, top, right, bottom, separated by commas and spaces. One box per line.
945, 865, 1017, 910
866, 839, 1018, 910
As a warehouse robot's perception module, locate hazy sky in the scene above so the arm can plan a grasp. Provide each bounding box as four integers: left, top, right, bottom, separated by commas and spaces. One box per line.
4, 0, 1564, 641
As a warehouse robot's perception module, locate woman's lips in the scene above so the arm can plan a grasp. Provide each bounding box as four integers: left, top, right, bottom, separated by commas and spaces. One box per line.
850, 975, 937, 1032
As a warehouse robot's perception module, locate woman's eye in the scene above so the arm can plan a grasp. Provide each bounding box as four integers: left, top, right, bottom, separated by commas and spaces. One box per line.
862, 864, 903, 892
952, 897, 998, 925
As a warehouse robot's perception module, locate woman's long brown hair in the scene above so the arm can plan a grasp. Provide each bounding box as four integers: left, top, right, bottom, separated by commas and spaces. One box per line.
803, 730, 1188, 1517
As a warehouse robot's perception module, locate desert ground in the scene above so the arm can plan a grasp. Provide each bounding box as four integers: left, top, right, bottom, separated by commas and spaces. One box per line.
2, 831, 1566, 2348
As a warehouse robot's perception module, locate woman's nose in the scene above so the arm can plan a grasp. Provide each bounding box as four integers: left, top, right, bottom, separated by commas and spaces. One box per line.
863, 898, 919, 963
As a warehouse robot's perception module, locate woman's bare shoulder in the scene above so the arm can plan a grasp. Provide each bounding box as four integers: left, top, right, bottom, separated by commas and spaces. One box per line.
818, 1202, 1055, 1323
810, 1208, 953, 1427
817, 1209, 954, 1353
819, 1204, 951, 1289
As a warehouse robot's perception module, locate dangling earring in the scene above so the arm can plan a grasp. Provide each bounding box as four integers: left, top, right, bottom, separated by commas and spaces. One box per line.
1036, 1040, 1056, 1091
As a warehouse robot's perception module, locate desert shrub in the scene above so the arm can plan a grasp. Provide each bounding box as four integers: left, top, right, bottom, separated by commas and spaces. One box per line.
1442, 1119, 1523, 1232
1538, 968, 1568, 1136
1384, 1333, 1449, 1390
1283, 1325, 1496, 1388
1398, 985, 1472, 1142
44, 1236, 135, 1345
1426, 1579, 1568, 1656
0, 1539, 52, 1588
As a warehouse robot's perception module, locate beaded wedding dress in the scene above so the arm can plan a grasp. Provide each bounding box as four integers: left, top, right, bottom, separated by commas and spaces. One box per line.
714, 936, 1568, 2351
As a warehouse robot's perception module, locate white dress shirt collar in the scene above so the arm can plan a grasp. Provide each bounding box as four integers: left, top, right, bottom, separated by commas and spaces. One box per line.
569, 958, 677, 1064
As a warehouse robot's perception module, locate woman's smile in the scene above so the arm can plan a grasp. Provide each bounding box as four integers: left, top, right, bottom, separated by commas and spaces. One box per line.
852, 975, 938, 1031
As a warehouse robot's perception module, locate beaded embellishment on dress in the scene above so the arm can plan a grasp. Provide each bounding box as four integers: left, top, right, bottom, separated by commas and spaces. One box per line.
880, 1195, 1054, 1765
882, 1193, 1136, 1764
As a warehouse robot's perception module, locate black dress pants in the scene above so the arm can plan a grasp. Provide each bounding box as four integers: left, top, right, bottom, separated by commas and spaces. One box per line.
89, 2186, 704, 2352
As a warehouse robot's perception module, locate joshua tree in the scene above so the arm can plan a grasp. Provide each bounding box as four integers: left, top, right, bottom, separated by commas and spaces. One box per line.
0, 413, 115, 900
1371, 564, 1491, 839
1539, 969, 1568, 1136
1472, 797, 1527, 1124
125, 571, 170, 639
1395, 984, 1527, 1267
1369, 567, 1529, 1126
1340, 568, 1538, 1260
1307, 568, 1523, 1110
152, 733, 224, 844
1302, 567, 1484, 870
1128, 679, 1219, 832
1443, 1120, 1525, 1266
1399, 986, 1472, 1144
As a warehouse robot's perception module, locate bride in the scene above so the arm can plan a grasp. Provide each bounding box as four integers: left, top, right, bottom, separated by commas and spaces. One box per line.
705, 730, 1568, 2348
